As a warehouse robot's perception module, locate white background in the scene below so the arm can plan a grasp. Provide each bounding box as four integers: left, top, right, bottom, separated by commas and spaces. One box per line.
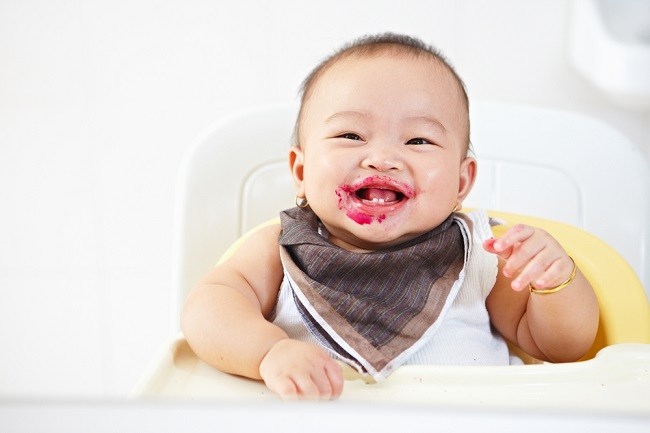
1, 0, 649, 398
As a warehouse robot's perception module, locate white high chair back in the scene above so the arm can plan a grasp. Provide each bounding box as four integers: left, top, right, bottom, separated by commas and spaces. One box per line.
171, 101, 650, 327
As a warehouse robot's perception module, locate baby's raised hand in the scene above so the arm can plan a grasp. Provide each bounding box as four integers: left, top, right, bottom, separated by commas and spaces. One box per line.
483, 224, 574, 292
258, 339, 344, 400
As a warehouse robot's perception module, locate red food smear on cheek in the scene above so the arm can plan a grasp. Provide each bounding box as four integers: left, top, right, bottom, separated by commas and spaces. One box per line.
335, 188, 345, 207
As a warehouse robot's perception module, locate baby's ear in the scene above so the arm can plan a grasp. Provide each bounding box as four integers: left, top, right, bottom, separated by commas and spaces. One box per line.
288, 146, 306, 194
457, 156, 477, 202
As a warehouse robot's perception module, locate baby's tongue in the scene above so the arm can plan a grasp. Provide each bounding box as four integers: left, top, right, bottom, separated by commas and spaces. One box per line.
359, 188, 398, 202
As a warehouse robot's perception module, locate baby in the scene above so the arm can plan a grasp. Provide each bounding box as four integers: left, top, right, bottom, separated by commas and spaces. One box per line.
181, 33, 599, 400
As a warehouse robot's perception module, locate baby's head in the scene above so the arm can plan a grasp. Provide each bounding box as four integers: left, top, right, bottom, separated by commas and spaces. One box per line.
289, 33, 476, 251
294, 33, 470, 154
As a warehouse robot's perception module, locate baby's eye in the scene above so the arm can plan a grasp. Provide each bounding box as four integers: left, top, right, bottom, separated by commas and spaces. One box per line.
338, 133, 362, 141
405, 138, 432, 145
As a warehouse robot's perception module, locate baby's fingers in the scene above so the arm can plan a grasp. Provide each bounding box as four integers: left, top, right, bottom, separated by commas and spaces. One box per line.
259, 339, 343, 400
491, 224, 535, 256
288, 362, 343, 400
508, 250, 557, 291
265, 371, 323, 400
485, 223, 575, 292
483, 224, 536, 261
527, 255, 576, 291
291, 374, 326, 400
324, 361, 344, 399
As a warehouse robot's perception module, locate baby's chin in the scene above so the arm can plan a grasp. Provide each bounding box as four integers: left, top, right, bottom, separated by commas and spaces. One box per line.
324, 221, 425, 253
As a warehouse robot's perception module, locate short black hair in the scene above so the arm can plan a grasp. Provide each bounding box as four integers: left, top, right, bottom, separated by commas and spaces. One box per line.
294, 32, 470, 151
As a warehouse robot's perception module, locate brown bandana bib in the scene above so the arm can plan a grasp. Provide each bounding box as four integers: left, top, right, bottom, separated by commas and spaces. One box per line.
278, 207, 471, 381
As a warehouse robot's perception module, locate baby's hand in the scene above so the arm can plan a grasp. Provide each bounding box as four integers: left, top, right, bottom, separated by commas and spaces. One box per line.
258, 339, 344, 400
483, 224, 574, 292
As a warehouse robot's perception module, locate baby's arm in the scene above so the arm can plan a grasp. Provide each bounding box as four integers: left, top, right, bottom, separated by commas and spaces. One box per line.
484, 224, 599, 362
180, 224, 343, 399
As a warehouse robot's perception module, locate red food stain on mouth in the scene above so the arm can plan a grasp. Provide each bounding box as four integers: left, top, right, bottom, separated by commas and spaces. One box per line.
335, 176, 413, 225
346, 209, 377, 225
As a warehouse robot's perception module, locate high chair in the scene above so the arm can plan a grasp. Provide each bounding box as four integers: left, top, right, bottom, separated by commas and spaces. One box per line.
132, 101, 650, 413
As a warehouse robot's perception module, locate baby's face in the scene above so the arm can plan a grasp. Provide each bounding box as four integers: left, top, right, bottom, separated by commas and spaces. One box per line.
291, 53, 475, 251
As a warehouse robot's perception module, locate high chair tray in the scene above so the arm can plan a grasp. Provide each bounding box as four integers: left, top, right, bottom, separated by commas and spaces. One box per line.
133, 335, 650, 414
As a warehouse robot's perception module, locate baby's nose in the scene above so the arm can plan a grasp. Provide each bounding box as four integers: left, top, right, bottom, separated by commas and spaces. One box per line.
363, 159, 401, 171
361, 151, 403, 171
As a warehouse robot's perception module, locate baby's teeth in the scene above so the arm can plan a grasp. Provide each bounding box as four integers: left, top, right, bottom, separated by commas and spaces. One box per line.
371, 198, 385, 204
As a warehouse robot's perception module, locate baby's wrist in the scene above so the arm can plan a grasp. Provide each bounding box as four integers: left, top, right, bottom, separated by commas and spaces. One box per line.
258, 337, 291, 375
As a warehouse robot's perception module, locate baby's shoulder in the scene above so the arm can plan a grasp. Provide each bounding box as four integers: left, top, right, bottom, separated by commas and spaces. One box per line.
457, 209, 495, 240
218, 221, 282, 265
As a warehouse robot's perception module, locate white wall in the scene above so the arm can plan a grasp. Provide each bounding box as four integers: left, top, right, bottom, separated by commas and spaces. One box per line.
1, 0, 648, 398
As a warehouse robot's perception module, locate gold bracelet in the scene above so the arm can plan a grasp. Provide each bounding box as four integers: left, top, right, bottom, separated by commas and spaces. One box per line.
529, 256, 576, 295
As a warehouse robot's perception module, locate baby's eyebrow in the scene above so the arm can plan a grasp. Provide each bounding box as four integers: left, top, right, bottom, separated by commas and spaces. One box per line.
325, 111, 447, 135
325, 110, 370, 123
406, 116, 447, 135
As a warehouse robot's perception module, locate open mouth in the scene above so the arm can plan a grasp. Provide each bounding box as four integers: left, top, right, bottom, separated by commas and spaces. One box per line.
355, 187, 405, 205
336, 176, 414, 224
